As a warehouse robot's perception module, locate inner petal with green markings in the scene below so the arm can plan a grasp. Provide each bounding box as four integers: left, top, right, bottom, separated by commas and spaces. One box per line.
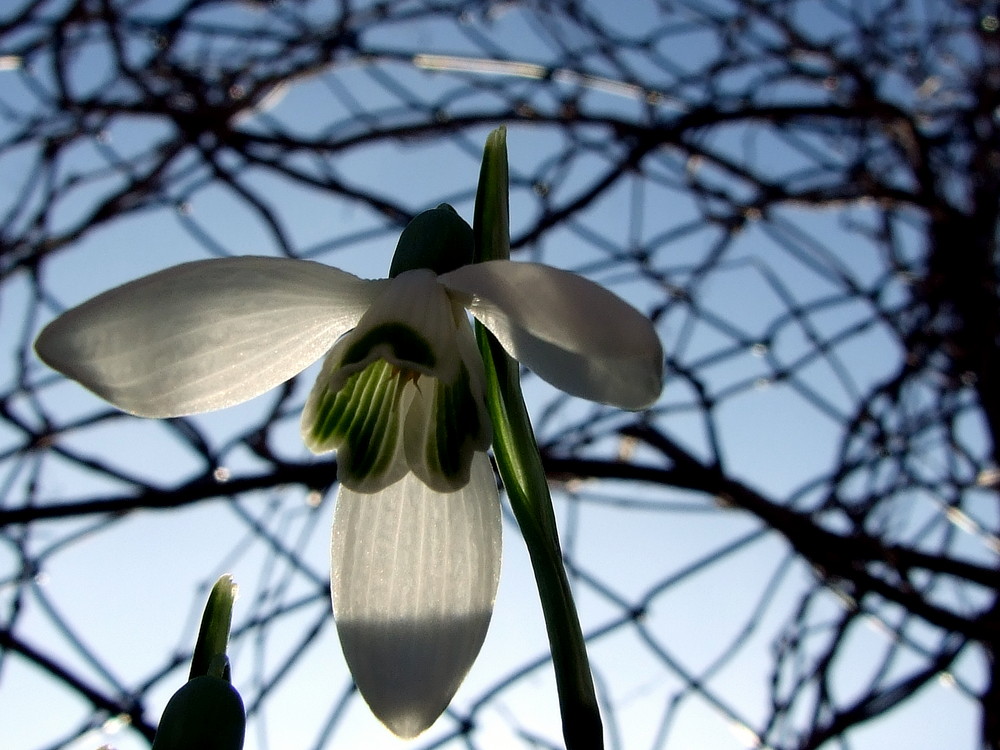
302, 269, 492, 493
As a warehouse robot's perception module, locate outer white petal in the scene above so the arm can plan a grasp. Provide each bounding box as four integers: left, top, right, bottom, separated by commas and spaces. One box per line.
331, 453, 501, 738
441, 260, 664, 409
35, 257, 386, 417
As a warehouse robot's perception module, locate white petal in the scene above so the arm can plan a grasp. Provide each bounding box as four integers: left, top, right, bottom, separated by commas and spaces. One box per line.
35, 257, 386, 417
331, 453, 501, 738
441, 260, 663, 409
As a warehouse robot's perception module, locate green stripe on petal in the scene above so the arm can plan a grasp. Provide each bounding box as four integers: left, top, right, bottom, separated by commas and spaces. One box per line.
344, 364, 407, 486
340, 322, 436, 371
404, 326, 492, 493
328, 269, 464, 387
303, 359, 409, 492
428, 365, 480, 481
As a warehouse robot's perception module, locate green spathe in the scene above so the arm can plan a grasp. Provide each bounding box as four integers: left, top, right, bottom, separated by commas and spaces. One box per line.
189, 575, 237, 681
389, 204, 474, 277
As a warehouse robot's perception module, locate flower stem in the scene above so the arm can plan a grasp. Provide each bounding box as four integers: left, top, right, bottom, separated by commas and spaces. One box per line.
473, 126, 604, 750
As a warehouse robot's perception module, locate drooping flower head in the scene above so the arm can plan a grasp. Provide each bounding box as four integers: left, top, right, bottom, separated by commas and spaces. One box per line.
302, 206, 491, 495
35, 203, 662, 738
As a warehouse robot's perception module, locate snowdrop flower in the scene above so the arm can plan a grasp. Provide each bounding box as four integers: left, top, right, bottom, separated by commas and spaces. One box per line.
35, 204, 662, 738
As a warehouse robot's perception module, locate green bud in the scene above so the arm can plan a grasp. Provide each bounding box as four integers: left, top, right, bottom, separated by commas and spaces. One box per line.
190, 575, 237, 681
388, 204, 474, 277
151, 674, 246, 750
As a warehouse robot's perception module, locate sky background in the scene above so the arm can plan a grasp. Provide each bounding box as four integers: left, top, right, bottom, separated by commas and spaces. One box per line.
0, 0, 994, 748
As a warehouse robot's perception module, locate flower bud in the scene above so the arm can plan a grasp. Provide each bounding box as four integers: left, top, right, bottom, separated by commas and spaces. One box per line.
151, 674, 246, 750
389, 204, 474, 277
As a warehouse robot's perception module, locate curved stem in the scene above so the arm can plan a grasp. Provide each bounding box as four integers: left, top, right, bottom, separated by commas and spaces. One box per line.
473, 127, 604, 750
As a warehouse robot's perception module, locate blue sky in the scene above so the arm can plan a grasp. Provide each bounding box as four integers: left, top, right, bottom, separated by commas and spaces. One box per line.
0, 0, 993, 748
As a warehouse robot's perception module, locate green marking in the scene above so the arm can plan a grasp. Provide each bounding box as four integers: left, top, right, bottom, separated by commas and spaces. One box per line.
341, 323, 436, 370
306, 359, 416, 486
345, 363, 400, 479
425, 361, 482, 483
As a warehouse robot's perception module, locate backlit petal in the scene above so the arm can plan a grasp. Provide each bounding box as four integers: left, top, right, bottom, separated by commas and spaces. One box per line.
331, 453, 502, 739
441, 260, 664, 409
35, 257, 385, 417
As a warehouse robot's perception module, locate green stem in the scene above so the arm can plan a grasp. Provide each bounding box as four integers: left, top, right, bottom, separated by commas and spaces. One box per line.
473, 126, 604, 750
